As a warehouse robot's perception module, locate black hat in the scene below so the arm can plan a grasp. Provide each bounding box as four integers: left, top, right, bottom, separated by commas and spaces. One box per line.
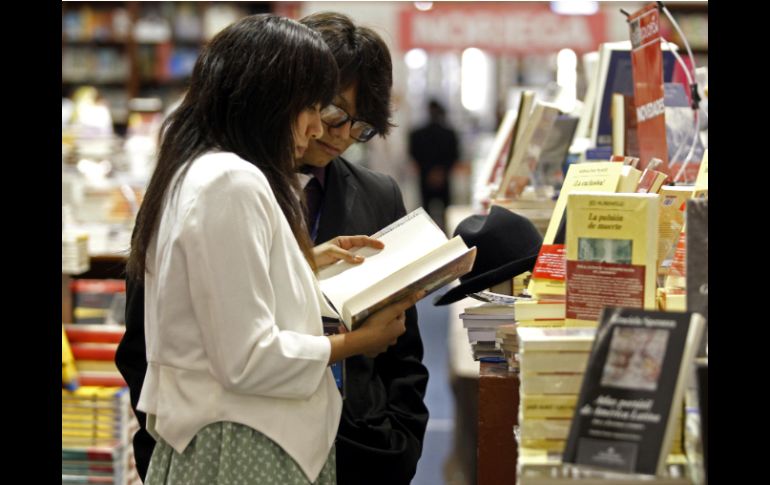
433, 206, 543, 306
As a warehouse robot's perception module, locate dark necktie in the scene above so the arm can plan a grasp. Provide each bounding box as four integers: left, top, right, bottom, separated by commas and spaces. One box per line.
304, 176, 323, 236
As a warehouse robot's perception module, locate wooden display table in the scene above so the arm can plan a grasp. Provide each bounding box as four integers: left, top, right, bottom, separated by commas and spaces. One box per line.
478, 361, 519, 485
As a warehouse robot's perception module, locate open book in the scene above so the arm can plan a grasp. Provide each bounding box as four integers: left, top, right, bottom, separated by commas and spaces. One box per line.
319, 208, 477, 330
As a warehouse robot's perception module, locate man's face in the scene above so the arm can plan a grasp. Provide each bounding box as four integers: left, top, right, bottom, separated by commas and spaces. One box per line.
299, 84, 359, 168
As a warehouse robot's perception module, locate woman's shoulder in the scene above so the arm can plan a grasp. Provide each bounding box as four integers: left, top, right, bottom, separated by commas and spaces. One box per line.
187, 151, 271, 192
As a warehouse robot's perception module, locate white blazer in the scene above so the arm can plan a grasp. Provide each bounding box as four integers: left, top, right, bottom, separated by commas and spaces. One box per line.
137, 152, 341, 482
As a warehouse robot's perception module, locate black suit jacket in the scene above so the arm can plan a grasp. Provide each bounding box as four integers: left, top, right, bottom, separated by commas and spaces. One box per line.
317, 158, 429, 485
115, 157, 429, 484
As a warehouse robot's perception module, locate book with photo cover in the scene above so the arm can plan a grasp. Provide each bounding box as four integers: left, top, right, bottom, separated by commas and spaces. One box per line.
318, 208, 476, 330
565, 192, 659, 326
562, 307, 706, 476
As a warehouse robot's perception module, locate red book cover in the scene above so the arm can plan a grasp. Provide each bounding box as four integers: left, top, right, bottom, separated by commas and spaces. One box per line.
77, 373, 127, 387
70, 342, 119, 361
64, 324, 125, 344
628, 3, 669, 175
531, 244, 566, 282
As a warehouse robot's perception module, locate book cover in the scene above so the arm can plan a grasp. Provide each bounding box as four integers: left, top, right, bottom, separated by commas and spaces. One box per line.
503, 90, 537, 174
517, 327, 596, 352
655, 186, 692, 280
521, 394, 578, 419
562, 307, 706, 476
623, 94, 640, 158
64, 324, 125, 344
319, 208, 476, 330
476, 109, 518, 203
528, 162, 626, 298
77, 373, 128, 387
664, 82, 705, 168
693, 149, 708, 193
519, 351, 590, 374
496, 101, 561, 198
519, 418, 574, 441
591, 40, 677, 153
70, 342, 119, 361
565, 192, 659, 326
75, 359, 120, 373
520, 373, 586, 396
63, 325, 80, 391
537, 114, 580, 188
636, 158, 667, 194
616, 164, 642, 193
685, 199, 708, 357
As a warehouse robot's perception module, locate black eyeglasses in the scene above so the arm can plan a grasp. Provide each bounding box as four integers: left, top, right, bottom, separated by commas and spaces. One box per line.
320, 104, 378, 142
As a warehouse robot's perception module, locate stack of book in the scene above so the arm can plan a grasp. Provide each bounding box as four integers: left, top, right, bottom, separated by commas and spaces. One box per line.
65, 324, 126, 387
460, 297, 567, 362
70, 279, 127, 324
460, 302, 514, 362
661, 150, 708, 300
495, 324, 519, 371
516, 327, 595, 459
62, 386, 141, 485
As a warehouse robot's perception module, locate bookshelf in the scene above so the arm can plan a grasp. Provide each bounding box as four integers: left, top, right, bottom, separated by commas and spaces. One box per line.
62, 1, 271, 130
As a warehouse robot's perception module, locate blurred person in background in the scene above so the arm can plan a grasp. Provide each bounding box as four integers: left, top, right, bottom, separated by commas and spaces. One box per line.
409, 99, 460, 229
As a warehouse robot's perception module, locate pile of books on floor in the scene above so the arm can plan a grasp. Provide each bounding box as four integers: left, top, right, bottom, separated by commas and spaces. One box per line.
62, 386, 141, 485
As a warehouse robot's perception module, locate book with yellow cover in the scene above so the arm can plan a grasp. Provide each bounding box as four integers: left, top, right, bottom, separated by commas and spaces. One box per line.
655, 185, 693, 280
693, 148, 708, 193
62, 325, 79, 391
616, 164, 642, 193
528, 162, 626, 299
519, 351, 590, 374
519, 418, 573, 441
565, 192, 659, 326
664, 183, 708, 290
521, 394, 578, 419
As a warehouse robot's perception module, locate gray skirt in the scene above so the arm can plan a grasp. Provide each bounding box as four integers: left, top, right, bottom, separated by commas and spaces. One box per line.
144, 421, 336, 485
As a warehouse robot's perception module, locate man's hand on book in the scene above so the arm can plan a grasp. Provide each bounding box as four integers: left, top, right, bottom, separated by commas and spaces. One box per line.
358, 291, 424, 357
313, 235, 385, 270
326, 289, 427, 363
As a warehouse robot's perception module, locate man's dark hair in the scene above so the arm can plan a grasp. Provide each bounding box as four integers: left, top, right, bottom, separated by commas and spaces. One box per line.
127, 14, 337, 279
428, 98, 445, 122
300, 12, 395, 137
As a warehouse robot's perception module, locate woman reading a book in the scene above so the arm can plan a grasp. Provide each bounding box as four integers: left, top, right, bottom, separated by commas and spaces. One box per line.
124, 14, 420, 485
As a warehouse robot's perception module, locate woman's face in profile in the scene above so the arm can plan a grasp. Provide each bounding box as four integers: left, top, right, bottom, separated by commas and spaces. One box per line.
293, 104, 324, 160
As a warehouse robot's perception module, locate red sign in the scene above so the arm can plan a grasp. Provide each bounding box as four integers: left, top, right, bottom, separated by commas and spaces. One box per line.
399, 4, 607, 54
628, 3, 669, 173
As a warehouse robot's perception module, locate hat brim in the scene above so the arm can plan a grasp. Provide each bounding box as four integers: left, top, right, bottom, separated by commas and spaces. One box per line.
433, 253, 538, 306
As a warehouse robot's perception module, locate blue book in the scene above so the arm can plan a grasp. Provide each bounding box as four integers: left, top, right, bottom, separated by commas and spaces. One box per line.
593, 43, 678, 148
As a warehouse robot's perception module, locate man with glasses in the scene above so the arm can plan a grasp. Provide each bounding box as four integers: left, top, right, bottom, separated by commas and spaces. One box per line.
298, 12, 429, 485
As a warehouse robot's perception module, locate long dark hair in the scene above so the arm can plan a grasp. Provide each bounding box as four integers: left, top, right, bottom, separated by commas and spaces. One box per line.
127, 14, 338, 279
300, 12, 394, 136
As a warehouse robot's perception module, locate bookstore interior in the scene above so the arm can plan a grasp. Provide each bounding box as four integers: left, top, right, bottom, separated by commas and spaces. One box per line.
61, 2, 708, 484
